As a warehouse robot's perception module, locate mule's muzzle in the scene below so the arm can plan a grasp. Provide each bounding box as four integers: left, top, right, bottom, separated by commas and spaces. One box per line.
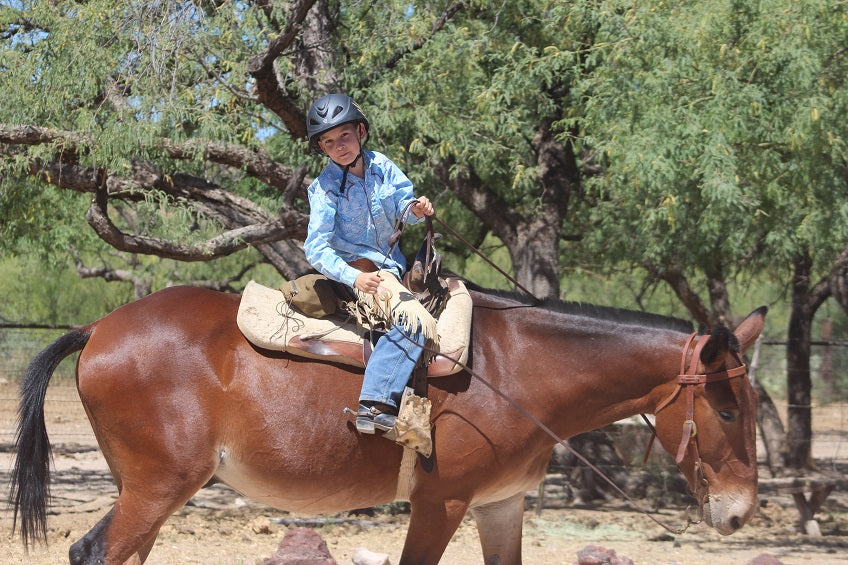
702, 491, 757, 535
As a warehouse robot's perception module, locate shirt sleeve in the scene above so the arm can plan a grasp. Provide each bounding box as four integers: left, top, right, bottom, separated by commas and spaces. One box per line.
304, 181, 361, 288
383, 158, 424, 226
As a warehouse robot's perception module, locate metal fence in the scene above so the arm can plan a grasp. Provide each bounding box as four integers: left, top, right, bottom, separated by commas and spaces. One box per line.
1, 326, 846, 468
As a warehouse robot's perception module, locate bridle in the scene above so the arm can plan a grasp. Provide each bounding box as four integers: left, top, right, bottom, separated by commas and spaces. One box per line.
648, 331, 748, 505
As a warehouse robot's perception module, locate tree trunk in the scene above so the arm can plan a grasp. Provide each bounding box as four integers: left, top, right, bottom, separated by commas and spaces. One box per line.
706, 271, 733, 327
820, 318, 836, 400
507, 216, 562, 299
786, 255, 815, 469
753, 376, 788, 475
256, 239, 312, 280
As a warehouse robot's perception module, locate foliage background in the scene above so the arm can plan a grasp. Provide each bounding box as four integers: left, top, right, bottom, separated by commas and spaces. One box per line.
1, 0, 848, 420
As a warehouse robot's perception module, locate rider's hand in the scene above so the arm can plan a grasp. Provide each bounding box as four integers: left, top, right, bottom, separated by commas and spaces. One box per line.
411, 196, 434, 218
354, 272, 383, 294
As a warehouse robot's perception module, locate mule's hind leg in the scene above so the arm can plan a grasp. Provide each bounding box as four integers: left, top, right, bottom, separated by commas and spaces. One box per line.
69, 506, 159, 565
469, 491, 526, 565
69, 471, 210, 564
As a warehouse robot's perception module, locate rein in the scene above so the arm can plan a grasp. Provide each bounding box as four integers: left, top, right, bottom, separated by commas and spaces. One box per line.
428, 214, 541, 303
380, 212, 745, 532
396, 327, 744, 535
389, 209, 540, 303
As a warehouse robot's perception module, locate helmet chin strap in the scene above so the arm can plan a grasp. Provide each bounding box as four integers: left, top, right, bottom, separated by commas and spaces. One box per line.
335, 151, 363, 195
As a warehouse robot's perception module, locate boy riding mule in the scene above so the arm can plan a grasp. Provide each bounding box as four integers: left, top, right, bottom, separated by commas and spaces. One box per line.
9, 284, 766, 564
304, 93, 437, 435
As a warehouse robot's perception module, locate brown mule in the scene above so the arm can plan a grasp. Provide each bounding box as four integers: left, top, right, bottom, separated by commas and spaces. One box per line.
9, 286, 766, 564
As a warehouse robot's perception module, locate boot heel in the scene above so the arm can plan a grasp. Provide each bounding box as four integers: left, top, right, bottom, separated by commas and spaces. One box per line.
356, 416, 376, 434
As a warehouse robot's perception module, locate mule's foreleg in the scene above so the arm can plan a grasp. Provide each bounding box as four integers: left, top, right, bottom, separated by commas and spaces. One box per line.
469, 492, 526, 565
400, 498, 470, 565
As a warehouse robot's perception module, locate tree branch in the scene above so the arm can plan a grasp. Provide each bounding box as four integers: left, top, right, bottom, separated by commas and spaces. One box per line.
383, 2, 466, 71
655, 267, 712, 328
161, 138, 310, 192
186, 261, 259, 293
432, 157, 524, 238
247, 0, 317, 138
1, 124, 311, 262
85, 171, 307, 261
0, 123, 311, 193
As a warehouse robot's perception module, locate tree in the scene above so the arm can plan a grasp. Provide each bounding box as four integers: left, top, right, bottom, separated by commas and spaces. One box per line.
3, 0, 847, 470
570, 0, 848, 469
1, 1, 595, 299
0, 1, 321, 282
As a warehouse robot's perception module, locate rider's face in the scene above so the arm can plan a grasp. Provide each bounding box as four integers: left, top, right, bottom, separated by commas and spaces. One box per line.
318, 123, 365, 166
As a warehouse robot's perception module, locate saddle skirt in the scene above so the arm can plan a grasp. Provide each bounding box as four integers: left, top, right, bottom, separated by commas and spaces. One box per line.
237, 278, 472, 377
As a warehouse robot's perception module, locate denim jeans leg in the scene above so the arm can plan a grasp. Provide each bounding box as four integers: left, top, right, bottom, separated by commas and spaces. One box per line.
359, 324, 425, 409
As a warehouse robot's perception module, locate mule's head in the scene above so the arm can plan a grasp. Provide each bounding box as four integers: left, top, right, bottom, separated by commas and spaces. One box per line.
653, 306, 766, 535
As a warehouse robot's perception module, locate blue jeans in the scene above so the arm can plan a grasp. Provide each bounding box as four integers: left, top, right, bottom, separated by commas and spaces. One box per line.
359, 324, 426, 409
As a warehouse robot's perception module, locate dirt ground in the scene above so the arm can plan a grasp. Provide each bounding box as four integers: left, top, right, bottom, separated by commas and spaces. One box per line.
0, 384, 847, 565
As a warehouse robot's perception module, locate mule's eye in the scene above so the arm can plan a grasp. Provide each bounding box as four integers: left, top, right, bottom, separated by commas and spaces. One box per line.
718, 410, 736, 423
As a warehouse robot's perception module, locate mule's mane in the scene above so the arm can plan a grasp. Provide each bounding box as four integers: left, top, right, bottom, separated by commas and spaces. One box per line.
467, 283, 694, 334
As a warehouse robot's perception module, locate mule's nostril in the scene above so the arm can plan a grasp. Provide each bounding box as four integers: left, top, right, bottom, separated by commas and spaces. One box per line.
730, 516, 742, 530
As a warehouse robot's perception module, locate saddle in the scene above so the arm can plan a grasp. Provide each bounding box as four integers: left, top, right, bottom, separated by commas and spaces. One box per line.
236, 276, 472, 377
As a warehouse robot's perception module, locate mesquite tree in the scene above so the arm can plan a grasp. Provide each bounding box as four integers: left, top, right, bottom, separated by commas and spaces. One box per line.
571, 0, 848, 469
0, 1, 587, 298
3, 1, 848, 469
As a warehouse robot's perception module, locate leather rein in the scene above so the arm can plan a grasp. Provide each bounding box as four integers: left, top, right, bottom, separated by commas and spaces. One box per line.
407, 327, 749, 534
385, 213, 749, 532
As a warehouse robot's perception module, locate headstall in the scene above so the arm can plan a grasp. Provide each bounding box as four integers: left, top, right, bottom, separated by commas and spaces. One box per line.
645, 332, 748, 503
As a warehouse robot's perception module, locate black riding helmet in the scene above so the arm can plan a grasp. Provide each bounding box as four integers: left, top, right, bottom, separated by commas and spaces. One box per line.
306, 93, 370, 153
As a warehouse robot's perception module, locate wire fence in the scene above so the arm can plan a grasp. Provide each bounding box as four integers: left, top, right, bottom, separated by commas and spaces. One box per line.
1, 326, 846, 475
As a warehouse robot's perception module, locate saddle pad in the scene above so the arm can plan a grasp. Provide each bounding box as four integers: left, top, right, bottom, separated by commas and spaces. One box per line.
237, 278, 472, 376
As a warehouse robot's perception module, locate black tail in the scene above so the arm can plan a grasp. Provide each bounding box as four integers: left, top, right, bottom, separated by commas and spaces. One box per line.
8, 329, 91, 547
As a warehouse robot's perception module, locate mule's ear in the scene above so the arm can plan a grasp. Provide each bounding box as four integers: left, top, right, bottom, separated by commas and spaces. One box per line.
700, 327, 731, 369
734, 306, 768, 355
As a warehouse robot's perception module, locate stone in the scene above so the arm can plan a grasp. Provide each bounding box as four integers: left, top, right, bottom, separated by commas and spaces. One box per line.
261, 528, 337, 565
351, 547, 391, 565
748, 554, 784, 565
576, 544, 634, 565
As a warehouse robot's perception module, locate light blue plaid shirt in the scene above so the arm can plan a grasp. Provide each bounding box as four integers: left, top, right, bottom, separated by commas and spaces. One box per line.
304, 151, 423, 287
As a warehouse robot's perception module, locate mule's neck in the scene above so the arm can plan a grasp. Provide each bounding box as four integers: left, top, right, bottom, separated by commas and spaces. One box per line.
566, 331, 682, 432
479, 299, 687, 438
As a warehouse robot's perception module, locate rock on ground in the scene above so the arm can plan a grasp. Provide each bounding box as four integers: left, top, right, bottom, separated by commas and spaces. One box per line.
575, 544, 634, 565
747, 555, 785, 565
352, 547, 391, 565
261, 528, 337, 565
